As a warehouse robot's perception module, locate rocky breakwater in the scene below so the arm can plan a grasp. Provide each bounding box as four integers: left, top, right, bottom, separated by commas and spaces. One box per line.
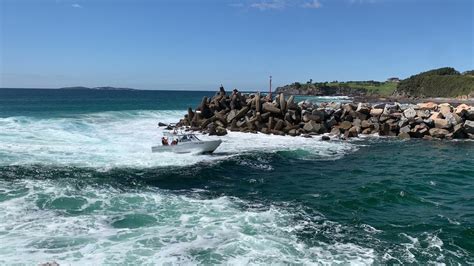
175, 90, 474, 140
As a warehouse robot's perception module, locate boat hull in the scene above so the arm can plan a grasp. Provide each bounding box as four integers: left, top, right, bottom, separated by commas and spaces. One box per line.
151, 140, 222, 154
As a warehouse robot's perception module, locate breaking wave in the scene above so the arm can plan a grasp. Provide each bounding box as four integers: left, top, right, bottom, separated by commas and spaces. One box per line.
0, 110, 356, 169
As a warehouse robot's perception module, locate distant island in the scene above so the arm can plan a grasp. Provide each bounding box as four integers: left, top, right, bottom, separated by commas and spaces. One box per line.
59, 86, 138, 91
276, 67, 474, 98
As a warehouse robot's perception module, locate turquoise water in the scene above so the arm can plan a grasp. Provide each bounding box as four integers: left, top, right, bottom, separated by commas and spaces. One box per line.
0, 89, 473, 264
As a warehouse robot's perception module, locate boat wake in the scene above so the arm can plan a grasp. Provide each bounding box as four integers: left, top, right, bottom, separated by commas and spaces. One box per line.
0, 178, 376, 265
0, 110, 356, 169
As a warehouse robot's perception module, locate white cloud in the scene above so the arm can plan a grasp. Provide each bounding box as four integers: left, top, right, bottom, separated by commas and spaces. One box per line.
243, 0, 324, 11
71, 3, 82, 8
250, 0, 286, 10
301, 0, 322, 9
349, 0, 378, 4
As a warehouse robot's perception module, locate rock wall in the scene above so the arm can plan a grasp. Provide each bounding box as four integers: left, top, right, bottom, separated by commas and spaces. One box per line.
174, 90, 474, 140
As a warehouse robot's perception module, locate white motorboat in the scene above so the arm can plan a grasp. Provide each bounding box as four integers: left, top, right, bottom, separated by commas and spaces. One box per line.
151, 131, 222, 154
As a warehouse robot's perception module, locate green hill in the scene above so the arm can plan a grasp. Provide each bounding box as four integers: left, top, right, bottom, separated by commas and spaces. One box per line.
276, 67, 474, 98
275, 80, 397, 96
394, 67, 474, 97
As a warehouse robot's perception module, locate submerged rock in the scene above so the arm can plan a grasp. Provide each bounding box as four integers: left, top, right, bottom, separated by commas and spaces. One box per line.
398, 132, 411, 139
429, 128, 450, 139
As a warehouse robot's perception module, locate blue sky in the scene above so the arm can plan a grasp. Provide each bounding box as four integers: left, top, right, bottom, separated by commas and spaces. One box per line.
0, 0, 472, 90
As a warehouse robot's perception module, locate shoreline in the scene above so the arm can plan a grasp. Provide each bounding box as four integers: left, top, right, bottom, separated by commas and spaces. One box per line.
173, 89, 474, 141
352, 95, 474, 105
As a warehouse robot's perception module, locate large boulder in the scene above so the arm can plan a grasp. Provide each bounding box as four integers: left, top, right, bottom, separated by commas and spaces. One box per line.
325, 116, 338, 128
262, 103, 281, 114
312, 109, 326, 119
356, 103, 371, 115
303, 121, 322, 133
398, 117, 409, 128
466, 110, 474, 121
429, 128, 450, 139
430, 112, 443, 120
417, 102, 438, 110
370, 108, 384, 117
226, 109, 238, 123
380, 120, 398, 136
455, 104, 470, 116
438, 103, 452, 116
330, 126, 341, 135
390, 112, 403, 120
403, 108, 417, 119
399, 125, 411, 134
361, 120, 373, 129
398, 132, 411, 139
236, 119, 246, 128
463, 120, 474, 134
235, 106, 250, 121
303, 113, 323, 123
279, 93, 287, 112
373, 103, 386, 109
352, 118, 362, 128
274, 119, 284, 131
343, 126, 359, 139
216, 126, 228, 136
452, 124, 467, 139
207, 123, 217, 135
288, 129, 298, 136
383, 103, 400, 115
342, 103, 356, 112
327, 102, 341, 110
339, 121, 352, 132
443, 112, 462, 126
416, 109, 430, 119
433, 118, 450, 129
409, 125, 428, 138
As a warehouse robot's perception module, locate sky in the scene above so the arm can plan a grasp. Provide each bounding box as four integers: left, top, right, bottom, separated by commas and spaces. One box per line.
0, 0, 473, 90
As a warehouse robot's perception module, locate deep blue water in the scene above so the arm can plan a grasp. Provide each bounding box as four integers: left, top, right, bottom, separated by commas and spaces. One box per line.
0, 89, 211, 117
0, 89, 473, 264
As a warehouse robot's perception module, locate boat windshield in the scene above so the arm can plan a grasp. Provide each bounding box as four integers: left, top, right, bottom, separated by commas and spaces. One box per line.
163, 131, 201, 142
179, 134, 200, 142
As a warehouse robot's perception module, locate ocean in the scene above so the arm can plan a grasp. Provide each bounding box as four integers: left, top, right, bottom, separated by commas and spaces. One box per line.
0, 89, 472, 264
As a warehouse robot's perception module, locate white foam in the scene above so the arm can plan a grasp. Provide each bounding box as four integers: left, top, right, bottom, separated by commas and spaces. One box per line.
0, 179, 376, 265
0, 110, 356, 169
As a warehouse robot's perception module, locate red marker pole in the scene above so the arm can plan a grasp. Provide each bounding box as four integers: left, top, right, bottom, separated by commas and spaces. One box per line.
269, 75, 272, 100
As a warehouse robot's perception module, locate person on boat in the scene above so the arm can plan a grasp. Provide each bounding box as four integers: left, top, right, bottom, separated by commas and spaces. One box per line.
171, 139, 178, 145
162, 137, 169, 146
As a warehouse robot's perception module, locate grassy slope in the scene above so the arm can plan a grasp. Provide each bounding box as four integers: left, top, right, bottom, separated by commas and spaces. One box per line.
396, 68, 474, 97
291, 68, 474, 97
326, 82, 397, 96
295, 81, 398, 96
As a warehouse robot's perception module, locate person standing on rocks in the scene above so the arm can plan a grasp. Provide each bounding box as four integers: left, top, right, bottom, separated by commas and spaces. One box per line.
219, 84, 226, 96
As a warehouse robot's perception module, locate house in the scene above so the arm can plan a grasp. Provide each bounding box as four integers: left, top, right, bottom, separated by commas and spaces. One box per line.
387, 77, 400, 83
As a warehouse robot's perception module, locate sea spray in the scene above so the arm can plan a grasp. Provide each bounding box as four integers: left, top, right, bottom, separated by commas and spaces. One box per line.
0, 110, 355, 169
0, 179, 376, 265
